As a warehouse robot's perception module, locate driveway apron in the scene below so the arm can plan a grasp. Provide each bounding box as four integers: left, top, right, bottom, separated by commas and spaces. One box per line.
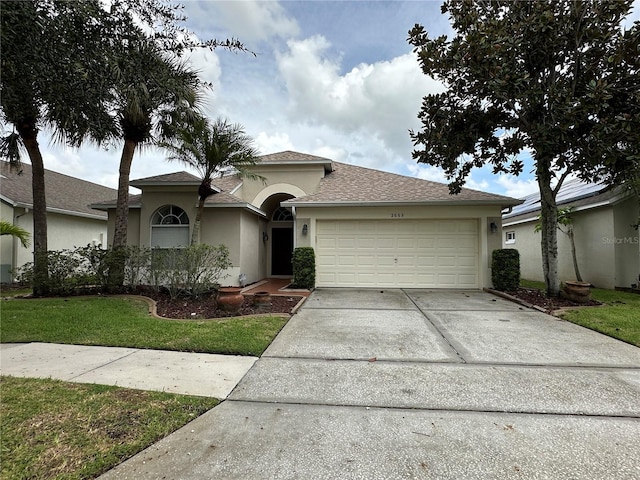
101, 289, 640, 480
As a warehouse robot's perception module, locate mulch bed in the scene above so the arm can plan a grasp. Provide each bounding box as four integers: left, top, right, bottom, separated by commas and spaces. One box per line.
143, 289, 304, 319
504, 287, 601, 312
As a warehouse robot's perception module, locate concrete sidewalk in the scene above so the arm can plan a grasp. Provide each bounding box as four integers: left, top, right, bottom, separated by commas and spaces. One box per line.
0, 343, 257, 398
98, 288, 640, 480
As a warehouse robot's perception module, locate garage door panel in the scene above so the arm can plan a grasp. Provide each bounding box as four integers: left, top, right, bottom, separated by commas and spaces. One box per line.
376, 238, 394, 249
317, 255, 337, 267
437, 256, 457, 267
357, 238, 376, 249
316, 219, 478, 288
338, 255, 356, 266
417, 255, 436, 267
458, 274, 477, 287
378, 256, 396, 266
338, 238, 356, 249
458, 255, 477, 267
397, 256, 416, 266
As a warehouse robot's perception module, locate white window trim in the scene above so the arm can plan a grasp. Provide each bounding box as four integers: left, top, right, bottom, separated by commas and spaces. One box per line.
505, 231, 516, 245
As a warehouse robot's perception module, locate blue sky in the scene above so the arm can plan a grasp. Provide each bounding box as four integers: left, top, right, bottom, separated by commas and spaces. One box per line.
21, 0, 640, 199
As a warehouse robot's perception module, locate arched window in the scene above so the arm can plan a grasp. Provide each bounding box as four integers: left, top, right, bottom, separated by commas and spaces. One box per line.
151, 205, 189, 248
272, 207, 293, 222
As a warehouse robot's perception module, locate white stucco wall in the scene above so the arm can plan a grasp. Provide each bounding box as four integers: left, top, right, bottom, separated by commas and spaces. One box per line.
238, 210, 267, 285
240, 164, 326, 205
613, 197, 640, 288
503, 205, 625, 289
2, 204, 107, 282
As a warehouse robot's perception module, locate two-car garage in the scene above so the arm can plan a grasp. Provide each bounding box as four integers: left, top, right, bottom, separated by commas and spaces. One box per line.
314, 219, 479, 288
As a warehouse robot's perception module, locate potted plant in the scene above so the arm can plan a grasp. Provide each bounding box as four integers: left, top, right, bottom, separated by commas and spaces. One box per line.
216, 286, 244, 314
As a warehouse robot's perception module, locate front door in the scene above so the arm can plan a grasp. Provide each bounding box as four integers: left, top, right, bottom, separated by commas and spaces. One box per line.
271, 227, 293, 275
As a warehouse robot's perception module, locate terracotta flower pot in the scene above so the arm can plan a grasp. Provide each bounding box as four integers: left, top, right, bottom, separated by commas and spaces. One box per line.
253, 291, 272, 313
217, 287, 245, 314
563, 281, 591, 303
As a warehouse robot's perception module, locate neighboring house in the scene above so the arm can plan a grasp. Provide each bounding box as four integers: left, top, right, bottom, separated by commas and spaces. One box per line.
0, 161, 117, 282
92, 151, 520, 289
502, 178, 640, 290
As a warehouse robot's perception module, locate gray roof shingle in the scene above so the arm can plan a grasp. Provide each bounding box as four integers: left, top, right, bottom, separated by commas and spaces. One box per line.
283, 162, 520, 206
258, 150, 333, 165
1, 161, 116, 218
130, 171, 201, 186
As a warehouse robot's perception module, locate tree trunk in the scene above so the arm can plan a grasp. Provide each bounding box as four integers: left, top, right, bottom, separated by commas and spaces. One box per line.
108, 138, 137, 289
190, 197, 205, 245
567, 228, 583, 282
537, 163, 560, 297
20, 127, 49, 296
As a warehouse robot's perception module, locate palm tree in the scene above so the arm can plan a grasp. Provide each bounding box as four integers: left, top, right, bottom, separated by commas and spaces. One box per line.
105, 40, 204, 287
0, 221, 30, 248
160, 117, 262, 245
1, 1, 115, 295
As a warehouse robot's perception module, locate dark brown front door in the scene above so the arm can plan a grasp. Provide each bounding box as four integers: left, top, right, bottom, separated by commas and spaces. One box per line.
271, 227, 293, 275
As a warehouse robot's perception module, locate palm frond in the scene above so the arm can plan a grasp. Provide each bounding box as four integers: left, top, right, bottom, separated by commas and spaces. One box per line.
0, 132, 24, 172
0, 220, 31, 248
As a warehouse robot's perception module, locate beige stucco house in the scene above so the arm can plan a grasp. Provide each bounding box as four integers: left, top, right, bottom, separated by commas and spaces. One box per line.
502, 178, 640, 290
1, 162, 116, 282
92, 151, 520, 289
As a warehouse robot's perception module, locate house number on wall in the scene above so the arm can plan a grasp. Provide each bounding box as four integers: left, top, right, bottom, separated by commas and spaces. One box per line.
391, 213, 404, 218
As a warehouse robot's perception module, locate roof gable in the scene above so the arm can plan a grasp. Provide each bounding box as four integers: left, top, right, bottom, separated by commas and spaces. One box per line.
1, 161, 116, 218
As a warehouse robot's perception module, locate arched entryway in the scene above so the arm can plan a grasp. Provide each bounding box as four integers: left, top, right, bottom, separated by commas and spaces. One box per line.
259, 193, 295, 277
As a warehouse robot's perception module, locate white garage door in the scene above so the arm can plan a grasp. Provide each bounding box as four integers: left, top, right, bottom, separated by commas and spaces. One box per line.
316, 219, 478, 288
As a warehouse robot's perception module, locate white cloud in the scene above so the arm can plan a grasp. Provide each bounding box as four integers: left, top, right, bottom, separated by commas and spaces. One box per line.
208, 1, 300, 44
255, 131, 294, 154
185, 47, 222, 95
496, 174, 539, 199
276, 36, 443, 160
466, 176, 490, 193
406, 163, 448, 184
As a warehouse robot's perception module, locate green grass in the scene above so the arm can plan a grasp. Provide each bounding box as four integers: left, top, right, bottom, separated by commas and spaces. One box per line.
519, 278, 547, 290
520, 279, 640, 347
1, 296, 288, 356
0, 376, 218, 480
558, 288, 640, 347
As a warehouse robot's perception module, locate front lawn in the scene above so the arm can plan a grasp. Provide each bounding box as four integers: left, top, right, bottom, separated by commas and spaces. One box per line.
557, 287, 640, 347
0, 376, 218, 479
518, 279, 640, 347
1, 295, 289, 478
1, 296, 288, 356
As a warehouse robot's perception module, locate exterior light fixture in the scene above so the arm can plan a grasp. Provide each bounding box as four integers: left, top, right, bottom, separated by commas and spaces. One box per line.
263, 232, 268, 243
302, 224, 308, 235
490, 222, 498, 234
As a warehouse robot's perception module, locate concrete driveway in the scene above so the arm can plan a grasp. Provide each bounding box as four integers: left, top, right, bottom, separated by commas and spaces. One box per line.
101, 289, 640, 480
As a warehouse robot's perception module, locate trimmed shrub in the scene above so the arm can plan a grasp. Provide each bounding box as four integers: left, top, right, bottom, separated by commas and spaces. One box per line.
491, 249, 520, 291
291, 247, 315, 289
148, 244, 232, 299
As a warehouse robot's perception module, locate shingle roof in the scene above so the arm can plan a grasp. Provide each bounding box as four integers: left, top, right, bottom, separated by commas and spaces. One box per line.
258, 150, 333, 165
91, 194, 142, 210
211, 175, 243, 192
1, 161, 116, 218
283, 162, 520, 206
130, 171, 201, 186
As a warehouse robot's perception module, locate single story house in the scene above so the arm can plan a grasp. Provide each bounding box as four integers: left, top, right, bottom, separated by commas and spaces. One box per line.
92, 151, 521, 289
1, 161, 117, 282
502, 178, 640, 290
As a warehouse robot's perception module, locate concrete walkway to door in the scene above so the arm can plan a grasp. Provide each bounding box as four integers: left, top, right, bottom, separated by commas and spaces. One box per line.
101, 289, 640, 480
